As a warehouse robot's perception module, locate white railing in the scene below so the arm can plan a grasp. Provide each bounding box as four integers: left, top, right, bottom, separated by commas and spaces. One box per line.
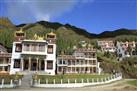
32, 73, 122, 88
0, 79, 22, 88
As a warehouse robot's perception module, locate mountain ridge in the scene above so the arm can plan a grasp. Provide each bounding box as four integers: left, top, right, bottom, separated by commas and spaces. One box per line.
15, 20, 137, 38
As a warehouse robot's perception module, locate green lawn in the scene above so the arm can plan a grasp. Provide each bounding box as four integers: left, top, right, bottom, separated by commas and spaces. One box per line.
0, 75, 23, 84
36, 74, 111, 84
127, 80, 137, 87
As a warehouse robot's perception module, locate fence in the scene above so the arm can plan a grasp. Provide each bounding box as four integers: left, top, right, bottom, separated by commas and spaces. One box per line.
0, 79, 22, 88
32, 73, 122, 88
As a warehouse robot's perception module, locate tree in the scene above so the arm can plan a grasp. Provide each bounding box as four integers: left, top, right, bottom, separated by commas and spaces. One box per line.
127, 45, 132, 56
104, 51, 111, 58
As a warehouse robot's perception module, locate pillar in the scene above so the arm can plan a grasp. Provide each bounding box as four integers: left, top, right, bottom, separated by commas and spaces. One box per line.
39, 59, 41, 71
89, 67, 90, 73
71, 60, 72, 65
2, 58, 6, 71
36, 58, 39, 71
10, 79, 13, 86
36, 44, 39, 52
21, 58, 24, 71
79, 67, 81, 73
88, 60, 89, 65
92, 67, 94, 73
61, 79, 62, 84
44, 59, 46, 71
83, 59, 85, 65
8, 58, 10, 71
29, 57, 31, 71
29, 44, 31, 51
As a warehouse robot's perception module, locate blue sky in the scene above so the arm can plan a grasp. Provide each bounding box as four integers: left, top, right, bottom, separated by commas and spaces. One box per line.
0, 0, 137, 34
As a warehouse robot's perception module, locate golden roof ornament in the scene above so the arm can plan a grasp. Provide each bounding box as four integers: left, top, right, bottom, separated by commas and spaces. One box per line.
33, 34, 44, 40
14, 28, 25, 37
34, 34, 38, 40
46, 31, 56, 39
37, 36, 44, 40
16, 28, 24, 33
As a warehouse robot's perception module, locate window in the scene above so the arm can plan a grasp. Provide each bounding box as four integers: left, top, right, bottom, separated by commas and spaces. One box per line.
132, 51, 136, 55
59, 60, 62, 64
47, 45, 53, 54
0, 67, 2, 71
93, 67, 96, 73
85, 60, 87, 64
76, 60, 79, 64
93, 60, 96, 65
16, 33, 24, 37
47, 35, 55, 39
119, 54, 122, 57
63, 61, 66, 64
89, 60, 92, 65
93, 53, 96, 58
31, 44, 37, 52
47, 60, 53, 69
68, 60, 71, 65
39, 44, 45, 52
14, 59, 20, 68
58, 67, 62, 72
24, 44, 30, 51
15, 43, 22, 52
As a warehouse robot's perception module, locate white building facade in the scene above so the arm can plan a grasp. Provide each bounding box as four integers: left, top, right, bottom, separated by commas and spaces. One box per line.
57, 48, 101, 75
10, 30, 56, 75
116, 41, 137, 60
97, 40, 116, 53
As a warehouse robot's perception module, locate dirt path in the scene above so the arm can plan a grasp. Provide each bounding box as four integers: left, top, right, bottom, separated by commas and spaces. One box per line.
1, 79, 137, 91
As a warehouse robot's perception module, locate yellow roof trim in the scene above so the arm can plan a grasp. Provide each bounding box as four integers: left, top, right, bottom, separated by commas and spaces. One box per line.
47, 32, 56, 36
15, 28, 24, 34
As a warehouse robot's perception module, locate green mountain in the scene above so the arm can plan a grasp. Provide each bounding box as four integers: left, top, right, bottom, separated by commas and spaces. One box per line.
0, 17, 137, 52
97, 28, 137, 38
16, 20, 137, 38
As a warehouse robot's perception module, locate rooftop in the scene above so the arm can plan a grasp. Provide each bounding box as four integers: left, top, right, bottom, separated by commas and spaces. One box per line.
74, 48, 96, 53
0, 53, 11, 58
0, 44, 8, 53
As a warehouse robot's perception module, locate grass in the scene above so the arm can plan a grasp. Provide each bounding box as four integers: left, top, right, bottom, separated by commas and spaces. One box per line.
36, 74, 111, 84
127, 80, 137, 87
0, 75, 23, 84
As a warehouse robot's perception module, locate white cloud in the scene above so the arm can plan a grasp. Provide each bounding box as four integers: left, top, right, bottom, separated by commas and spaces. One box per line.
35, 13, 50, 21
2, 0, 94, 23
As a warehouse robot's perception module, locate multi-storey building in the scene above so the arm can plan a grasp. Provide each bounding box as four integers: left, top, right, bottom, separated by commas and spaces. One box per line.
57, 48, 101, 74
0, 44, 11, 73
97, 40, 116, 52
116, 41, 137, 60
10, 29, 56, 75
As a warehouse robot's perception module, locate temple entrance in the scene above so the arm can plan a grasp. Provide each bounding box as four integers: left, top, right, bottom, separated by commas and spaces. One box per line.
41, 60, 45, 70
24, 59, 28, 70
31, 60, 37, 71
23, 58, 45, 71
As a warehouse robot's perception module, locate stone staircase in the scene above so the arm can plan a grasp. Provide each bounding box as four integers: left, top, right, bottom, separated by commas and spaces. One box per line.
19, 71, 34, 89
